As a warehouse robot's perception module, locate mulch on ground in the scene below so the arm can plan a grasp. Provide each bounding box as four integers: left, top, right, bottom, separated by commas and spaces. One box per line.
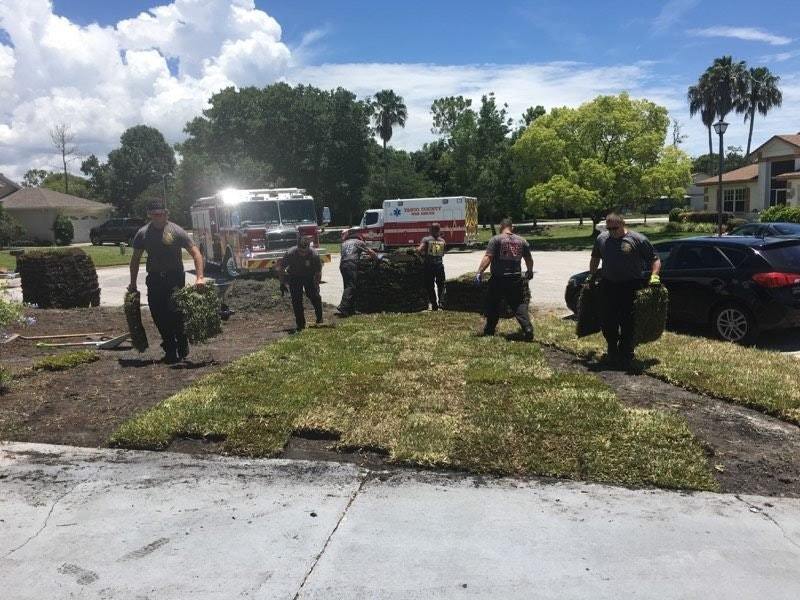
543, 347, 800, 498
0, 280, 337, 447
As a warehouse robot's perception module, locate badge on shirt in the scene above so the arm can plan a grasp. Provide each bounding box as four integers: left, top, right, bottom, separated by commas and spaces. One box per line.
621, 241, 632, 253
162, 229, 175, 245
305, 259, 310, 267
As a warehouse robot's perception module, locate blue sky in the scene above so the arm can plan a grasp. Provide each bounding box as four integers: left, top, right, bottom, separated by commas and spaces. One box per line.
2, 0, 799, 178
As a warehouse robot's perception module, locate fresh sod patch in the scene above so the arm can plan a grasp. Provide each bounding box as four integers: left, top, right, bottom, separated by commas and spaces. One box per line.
112, 312, 717, 491
0, 246, 152, 271
535, 315, 800, 425
33, 350, 100, 372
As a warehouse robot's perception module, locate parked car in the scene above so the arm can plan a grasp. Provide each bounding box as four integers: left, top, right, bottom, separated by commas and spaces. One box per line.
565, 236, 800, 343
728, 222, 800, 239
89, 218, 145, 246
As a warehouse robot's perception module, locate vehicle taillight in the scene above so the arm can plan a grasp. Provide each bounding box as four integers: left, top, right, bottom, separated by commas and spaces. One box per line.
752, 272, 800, 288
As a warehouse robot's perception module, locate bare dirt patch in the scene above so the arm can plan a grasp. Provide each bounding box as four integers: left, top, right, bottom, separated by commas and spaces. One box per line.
0, 280, 337, 447
543, 346, 800, 497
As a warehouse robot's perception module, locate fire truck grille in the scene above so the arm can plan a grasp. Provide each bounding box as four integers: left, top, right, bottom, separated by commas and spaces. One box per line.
267, 231, 297, 249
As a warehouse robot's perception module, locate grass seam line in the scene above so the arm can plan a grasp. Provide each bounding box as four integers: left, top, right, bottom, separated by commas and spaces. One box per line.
292, 472, 370, 599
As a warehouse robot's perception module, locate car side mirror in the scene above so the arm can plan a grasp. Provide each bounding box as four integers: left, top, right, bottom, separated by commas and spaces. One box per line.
322, 206, 331, 226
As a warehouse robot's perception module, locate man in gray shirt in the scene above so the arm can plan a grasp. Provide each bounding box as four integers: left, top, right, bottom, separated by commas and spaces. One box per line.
129, 200, 205, 363
589, 213, 660, 368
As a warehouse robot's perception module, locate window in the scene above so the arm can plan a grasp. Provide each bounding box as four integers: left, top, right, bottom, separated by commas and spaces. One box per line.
238, 201, 280, 226
774, 223, 800, 235
364, 212, 379, 226
718, 246, 749, 267
278, 200, 315, 224
723, 188, 747, 213
674, 245, 732, 269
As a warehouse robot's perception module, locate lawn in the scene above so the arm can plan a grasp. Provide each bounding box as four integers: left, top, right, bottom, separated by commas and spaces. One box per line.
0, 245, 156, 270
535, 315, 800, 425
112, 311, 717, 491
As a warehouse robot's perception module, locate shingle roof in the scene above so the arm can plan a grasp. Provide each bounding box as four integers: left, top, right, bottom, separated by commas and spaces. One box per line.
0, 173, 19, 199
747, 133, 800, 159
774, 171, 800, 180
0, 187, 112, 211
696, 164, 759, 186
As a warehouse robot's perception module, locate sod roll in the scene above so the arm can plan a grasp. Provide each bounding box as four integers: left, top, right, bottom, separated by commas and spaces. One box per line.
124, 290, 149, 352
354, 251, 428, 313
632, 284, 669, 345
443, 271, 530, 318
576, 280, 602, 338
19, 248, 100, 308
173, 284, 223, 344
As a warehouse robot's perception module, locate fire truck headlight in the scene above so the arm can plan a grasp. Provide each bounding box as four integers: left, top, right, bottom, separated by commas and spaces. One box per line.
220, 188, 244, 205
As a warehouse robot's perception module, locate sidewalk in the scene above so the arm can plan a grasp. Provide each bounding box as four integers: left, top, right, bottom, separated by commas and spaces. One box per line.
2, 442, 798, 599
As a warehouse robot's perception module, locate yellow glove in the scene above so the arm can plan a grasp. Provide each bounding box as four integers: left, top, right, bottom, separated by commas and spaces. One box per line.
649, 273, 661, 286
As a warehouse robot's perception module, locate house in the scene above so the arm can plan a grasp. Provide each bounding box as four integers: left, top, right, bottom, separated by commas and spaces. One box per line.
687, 172, 710, 212
697, 134, 800, 215
0, 173, 20, 200
0, 187, 113, 243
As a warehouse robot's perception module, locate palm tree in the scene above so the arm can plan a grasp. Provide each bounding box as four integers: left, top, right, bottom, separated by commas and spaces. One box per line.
688, 75, 716, 158
371, 89, 408, 186
738, 67, 782, 156
706, 55, 749, 123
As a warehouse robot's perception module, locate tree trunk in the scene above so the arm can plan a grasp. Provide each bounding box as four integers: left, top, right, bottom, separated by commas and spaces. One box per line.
707, 125, 713, 163
590, 216, 600, 237
62, 151, 68, 195
746, 110, 755, 157
383, 138, 389, 190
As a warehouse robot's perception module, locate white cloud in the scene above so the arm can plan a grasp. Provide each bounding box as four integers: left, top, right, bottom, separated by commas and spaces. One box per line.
689, 26, 792, 46
652, 0, 698, 32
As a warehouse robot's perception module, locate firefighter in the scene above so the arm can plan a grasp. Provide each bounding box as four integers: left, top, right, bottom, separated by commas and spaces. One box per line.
588, 213, 661, 368
475, 218, 534, 341
128, 200, 205, 364
336, 230, 378, 317
278, 236, 323, 331
417, 222, 447, 310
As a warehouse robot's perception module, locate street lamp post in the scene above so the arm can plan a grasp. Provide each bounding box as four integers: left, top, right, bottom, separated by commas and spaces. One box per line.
713, 119, 728, 237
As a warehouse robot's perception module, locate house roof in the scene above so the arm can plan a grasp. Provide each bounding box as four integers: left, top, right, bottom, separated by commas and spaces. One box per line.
0, 187, 112, 211
696, 164, 759, 186
0, 173, 20, 199
747, 134, 800, 159
774, 171, 800, 180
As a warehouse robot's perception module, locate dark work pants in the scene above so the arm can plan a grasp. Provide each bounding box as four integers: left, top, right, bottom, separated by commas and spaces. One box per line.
424, 263, 446, 309
337, 260, 358, 316
484, 275, 533, 335
600, 279, 642, 360
290, 276, 322, 329
146, 271, 186, 355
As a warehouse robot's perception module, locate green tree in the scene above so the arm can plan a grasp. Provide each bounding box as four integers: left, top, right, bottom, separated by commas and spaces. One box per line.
692, 146, 748, 175
41, 172, 93, 198
80, 154, 112, 200
639, 146, 693, 222
706, 56, 749, 124
738, 66, 782, 156
688, 76, 716, 157
362, 143, 436, 208
513, 93, 681, 235
106, 125, 177, 215
371, 89, 407, 185
22, 169, 48, 187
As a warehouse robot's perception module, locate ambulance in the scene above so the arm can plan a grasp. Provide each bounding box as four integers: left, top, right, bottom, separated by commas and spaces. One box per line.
345, 196, 478, 250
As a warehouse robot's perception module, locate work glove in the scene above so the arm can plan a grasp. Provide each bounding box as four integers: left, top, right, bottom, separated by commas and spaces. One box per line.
473, 273, 483, 286
525, 271, 533, 281
280, 282, 288, 296
649, 273, 661, 286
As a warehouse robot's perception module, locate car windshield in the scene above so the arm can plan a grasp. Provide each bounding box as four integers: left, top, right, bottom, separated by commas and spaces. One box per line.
762, 244, 800, 272
774, 223, 800, 235
364, 212, 379, 226
279, 199, 316, 224
238, 201, 279, 226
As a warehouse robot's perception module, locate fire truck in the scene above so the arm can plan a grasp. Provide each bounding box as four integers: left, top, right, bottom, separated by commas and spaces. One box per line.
191, 188, 331, 278
344, 197, 478, 250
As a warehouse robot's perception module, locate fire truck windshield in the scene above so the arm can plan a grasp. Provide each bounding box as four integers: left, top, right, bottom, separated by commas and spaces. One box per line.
238, 201, 279, 226
279, 199, 316, 224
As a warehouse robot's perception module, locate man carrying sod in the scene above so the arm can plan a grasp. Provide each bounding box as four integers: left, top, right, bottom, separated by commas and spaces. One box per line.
129, 200, 205, 364
336, 230, 378, 317
475, 218, 534, 341
417, 222, 447, 311
588, 213, 661, 368
278, 236, 323, 332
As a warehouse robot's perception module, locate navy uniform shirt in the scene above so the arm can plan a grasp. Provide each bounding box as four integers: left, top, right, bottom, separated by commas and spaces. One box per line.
282, 246, 322, 279
132, 222, 194, 273
486, 233, 531, 276
592, 230, 656, 282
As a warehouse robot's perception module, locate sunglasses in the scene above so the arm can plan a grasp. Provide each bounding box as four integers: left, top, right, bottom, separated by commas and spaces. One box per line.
607, 226, 621, 231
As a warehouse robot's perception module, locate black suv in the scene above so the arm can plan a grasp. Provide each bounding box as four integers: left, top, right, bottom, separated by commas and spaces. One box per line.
89, 218, 145, 245
565, 236, 800, 343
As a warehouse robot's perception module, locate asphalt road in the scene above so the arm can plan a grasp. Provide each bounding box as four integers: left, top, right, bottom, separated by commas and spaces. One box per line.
2, 442, 799, 600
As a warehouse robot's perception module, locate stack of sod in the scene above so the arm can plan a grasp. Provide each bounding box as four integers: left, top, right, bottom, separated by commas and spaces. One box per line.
443, 271, 530, 318
632, 284, 669, 345
173, 284, 222, 343
354, 251, 428, 313
576, 280, 602, 337
19, 248, 100, 308
124, 290, 149, 352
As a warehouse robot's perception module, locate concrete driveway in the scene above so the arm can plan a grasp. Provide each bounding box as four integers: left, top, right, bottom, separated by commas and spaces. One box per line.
2, 442, 799, 600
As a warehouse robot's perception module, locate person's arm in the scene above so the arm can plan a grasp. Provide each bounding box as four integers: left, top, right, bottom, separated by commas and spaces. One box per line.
129, 248, 144, 291
277, 254, 289, 294
641, 238, 661, 283
313, 254, 322, 285
476, 252, 492, 282
416, 240, 426, 255
589, 256, 601, 275
189, 245, 205, 286
589, 236, 602, 278
523, 242, 533, 279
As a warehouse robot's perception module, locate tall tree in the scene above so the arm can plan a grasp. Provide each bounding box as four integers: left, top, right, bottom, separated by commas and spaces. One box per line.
738, 66, 782, 156
21, 169, 48, 187
687, 76, 716, 157
49, 123, 77, 195
706, 56, 749, 124
371, 89, 408, 186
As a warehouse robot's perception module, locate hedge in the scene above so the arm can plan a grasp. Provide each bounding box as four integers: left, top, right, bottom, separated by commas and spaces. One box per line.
760, 205, 800, 224
678, 211, 734, 224
19, 248, 100, 308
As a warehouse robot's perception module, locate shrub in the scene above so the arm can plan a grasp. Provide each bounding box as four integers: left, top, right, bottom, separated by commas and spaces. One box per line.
679, 211, 734, 224
668, 207, 684, 223
662, 221, 684, 233
53, 214, 74, 246
726, 218, 748, 231
33, 350, 100, 372
0, 366, 11, 394
0, 206, 25, 248
760, 205, 800, 224
19, 248, 100, 308
0, 283, 22, 328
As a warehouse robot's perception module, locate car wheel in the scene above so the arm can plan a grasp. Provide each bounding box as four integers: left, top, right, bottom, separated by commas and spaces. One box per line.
711, 303, 757, 344
90, 236, 100, 246
223, 251, 239, 279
